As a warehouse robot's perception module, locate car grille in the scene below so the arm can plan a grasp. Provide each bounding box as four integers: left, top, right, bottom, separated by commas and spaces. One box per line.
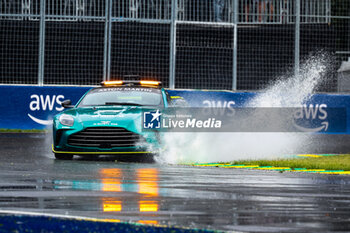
68, 127, 143, 148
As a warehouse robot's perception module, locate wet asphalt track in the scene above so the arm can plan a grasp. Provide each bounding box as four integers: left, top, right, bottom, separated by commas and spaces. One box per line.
1, 133, 350, 232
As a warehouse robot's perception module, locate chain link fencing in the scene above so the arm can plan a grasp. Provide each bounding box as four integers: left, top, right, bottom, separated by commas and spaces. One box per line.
0, 0, 349, 91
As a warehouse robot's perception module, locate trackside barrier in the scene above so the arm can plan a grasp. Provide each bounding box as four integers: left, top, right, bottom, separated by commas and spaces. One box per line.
0, 85, 350, 133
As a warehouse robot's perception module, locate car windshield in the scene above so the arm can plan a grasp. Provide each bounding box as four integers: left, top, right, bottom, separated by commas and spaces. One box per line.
78, 87, 163, 107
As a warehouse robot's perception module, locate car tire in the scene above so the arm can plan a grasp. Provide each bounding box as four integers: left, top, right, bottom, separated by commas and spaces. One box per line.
54, 153, 73, 160
80, 155, 99, 160
138, 154, 156, 163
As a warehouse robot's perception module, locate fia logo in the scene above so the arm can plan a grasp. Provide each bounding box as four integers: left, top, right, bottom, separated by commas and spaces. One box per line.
143, 110, 161, 129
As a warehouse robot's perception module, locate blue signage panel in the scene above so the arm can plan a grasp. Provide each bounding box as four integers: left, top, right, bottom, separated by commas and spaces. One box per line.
0, 85, 349, 134
0, 86, 92, 130
167, 90, 256, 107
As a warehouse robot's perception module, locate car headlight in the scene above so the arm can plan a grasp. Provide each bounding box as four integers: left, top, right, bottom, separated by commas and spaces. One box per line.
59, 114, 74, 126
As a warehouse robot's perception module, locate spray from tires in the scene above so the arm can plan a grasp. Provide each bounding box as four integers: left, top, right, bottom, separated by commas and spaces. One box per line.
156, 55, 330, 164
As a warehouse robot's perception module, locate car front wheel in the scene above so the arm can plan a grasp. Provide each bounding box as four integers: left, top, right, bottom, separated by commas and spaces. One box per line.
54, 153, 73, 160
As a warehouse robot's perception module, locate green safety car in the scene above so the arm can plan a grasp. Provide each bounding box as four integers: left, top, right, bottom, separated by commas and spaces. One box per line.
52, 80, 170, 160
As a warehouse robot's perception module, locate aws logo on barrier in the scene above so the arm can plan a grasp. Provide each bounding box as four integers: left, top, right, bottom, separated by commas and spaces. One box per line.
293, 104, 328, 132
203, 100, 329, 132
28, 94, 65, 125
203, 100, 235, 108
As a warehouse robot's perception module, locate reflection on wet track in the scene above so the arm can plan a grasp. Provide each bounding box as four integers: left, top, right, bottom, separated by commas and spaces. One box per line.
54, 168, 160, 225
0, 133, 350, 232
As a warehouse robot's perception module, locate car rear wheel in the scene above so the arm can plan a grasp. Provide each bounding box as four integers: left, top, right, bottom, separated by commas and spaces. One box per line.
54, 153, 73, 160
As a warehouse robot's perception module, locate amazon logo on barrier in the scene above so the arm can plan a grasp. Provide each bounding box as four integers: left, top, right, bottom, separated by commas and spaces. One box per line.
28, 94, 65, 125
293, 104, 328, 132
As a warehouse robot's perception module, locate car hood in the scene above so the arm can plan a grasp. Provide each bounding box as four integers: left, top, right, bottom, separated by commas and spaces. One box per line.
73, 106, 150, 132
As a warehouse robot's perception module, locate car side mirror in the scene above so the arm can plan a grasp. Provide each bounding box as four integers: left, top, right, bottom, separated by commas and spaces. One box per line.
61, 99, 74, 108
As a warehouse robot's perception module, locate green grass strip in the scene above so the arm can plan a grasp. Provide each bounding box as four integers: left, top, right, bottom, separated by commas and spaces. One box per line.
231, 154, 350, 171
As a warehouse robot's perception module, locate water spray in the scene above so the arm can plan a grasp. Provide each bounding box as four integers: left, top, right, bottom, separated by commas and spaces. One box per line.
156, 55, 330, 164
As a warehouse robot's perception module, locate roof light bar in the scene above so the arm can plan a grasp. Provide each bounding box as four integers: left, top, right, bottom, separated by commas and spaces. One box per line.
101, 80, 161, 87
102, 80, 123, 86
140, 80, 160, 86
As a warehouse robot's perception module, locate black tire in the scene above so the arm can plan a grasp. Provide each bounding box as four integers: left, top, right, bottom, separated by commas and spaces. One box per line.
80, 155, 100, 160
138, 154, 156, 163
54, 153, 73, 160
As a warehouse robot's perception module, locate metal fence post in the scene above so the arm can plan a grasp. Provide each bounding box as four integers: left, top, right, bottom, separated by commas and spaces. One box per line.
38, 0, 46, 86
103, 0, 112, 82
232, 0, 238, 90
169, 0, 177, 89
294, 0, 301, 76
